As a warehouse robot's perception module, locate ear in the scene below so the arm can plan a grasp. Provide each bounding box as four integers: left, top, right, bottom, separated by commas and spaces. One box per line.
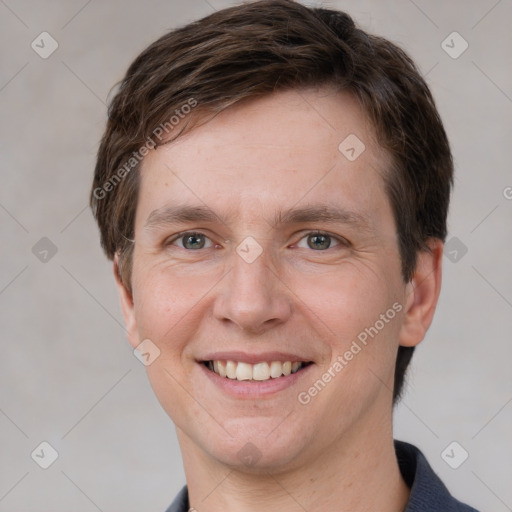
398, 239, 443, 347
113, 253, 139, 349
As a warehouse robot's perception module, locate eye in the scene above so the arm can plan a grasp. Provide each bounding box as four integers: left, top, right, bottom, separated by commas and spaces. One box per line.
168, 232, 214, 250
296, 231, 346, 251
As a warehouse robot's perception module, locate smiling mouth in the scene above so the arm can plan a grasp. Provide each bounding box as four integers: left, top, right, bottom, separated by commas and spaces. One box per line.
202, 360, 313, 382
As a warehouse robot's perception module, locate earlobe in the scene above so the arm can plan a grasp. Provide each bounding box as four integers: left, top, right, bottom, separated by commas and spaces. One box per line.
398, 240, 443, 348
113, 254, 139, 349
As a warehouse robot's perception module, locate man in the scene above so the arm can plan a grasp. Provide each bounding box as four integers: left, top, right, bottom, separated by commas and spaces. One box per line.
90, 1, 479, 510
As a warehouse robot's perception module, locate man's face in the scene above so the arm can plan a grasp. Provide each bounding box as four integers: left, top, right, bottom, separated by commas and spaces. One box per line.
120, 87, 412, 472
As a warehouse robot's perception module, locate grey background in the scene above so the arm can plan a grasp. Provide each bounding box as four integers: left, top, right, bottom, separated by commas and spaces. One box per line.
1, 0, 511, 510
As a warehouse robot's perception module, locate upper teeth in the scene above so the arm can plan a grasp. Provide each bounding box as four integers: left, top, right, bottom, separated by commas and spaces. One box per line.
208, 360, 304, 381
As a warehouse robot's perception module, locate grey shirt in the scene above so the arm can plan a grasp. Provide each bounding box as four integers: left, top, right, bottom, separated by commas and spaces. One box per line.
165, 440, 479, 511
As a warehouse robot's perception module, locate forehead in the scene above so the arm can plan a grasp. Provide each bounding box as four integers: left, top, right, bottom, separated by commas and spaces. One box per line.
136, 87, 392, 231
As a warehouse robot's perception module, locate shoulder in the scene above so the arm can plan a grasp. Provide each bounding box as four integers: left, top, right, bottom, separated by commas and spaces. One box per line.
164, 485, 189, 512
395, 440, 480, 512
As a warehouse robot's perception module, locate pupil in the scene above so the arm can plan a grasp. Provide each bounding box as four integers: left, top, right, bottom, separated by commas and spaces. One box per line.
308, 234, 330, 250
184, 234, 205, 249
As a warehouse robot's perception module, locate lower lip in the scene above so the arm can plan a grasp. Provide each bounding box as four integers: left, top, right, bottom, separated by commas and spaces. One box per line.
198, 363, 314, 398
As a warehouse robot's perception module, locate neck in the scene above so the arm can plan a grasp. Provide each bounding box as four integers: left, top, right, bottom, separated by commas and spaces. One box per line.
177, 408, 409, 512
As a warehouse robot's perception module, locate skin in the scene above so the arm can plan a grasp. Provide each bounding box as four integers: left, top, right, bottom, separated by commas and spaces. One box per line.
115, 86, 443, 512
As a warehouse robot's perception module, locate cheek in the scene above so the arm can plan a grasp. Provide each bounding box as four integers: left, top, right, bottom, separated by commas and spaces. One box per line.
296, 272, 403, 413
130, 264, 211, 427
131, 260, 207, 350
289, 261, 401, 342
290, 263, 404, 404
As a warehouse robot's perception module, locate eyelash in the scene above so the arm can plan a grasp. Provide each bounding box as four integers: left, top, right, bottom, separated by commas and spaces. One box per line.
165, 230, 349, 251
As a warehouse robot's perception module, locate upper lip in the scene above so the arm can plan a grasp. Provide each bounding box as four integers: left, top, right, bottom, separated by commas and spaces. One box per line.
199, 351, 313, 364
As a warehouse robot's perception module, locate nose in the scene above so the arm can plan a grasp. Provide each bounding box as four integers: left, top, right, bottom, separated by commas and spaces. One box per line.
212, 245, 293, 334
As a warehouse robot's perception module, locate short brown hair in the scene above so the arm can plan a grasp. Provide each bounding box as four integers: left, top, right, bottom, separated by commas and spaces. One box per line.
90, 0, 453, 404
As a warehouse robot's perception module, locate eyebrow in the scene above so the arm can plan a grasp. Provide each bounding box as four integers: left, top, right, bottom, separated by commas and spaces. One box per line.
144, 203, 373, 234
272, 204, 371, 232
144, 204, 229, 231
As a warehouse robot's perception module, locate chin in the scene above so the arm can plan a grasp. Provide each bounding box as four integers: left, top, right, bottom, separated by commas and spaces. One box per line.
197, 417, 314, 474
